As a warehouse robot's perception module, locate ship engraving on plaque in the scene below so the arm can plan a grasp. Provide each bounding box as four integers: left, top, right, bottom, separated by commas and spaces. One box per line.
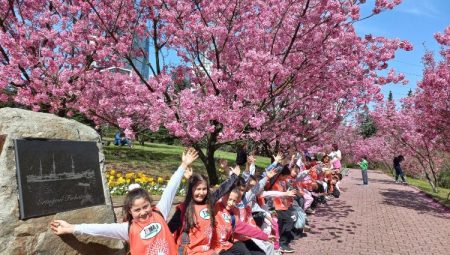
15, 139, 105, 219
27, 155, 95, 183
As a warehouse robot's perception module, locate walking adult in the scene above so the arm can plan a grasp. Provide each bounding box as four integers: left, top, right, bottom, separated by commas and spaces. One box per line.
236, 143, 248, 167
393, 155, 407, 184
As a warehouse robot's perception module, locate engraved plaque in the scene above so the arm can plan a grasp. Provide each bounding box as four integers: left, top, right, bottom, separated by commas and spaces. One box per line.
14, 139, 105, 219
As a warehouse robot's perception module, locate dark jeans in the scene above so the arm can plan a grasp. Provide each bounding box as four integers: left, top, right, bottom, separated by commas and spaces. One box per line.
362, 170, 368, 184
243, 240, 265, 255
395, 166, 406, 182
276, 209, 296, 247
395, 172, 406, 182
219, 241, 251, 255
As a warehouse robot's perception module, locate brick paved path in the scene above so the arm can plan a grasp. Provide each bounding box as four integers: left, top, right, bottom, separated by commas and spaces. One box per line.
292, 169, 450, 255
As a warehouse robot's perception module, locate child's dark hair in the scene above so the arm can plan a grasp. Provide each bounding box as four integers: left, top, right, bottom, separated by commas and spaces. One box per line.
245, 175, 258, 191
336, 173, 343, 180
123, 188, 153, 223
267, 164, 291, 190
280, 164, 291, 176
183, 173, 215, 233
229, 186, 243, 196
234, 176, 247, 189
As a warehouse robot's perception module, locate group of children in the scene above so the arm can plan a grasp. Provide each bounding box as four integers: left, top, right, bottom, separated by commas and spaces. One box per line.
51, 145, 345, 255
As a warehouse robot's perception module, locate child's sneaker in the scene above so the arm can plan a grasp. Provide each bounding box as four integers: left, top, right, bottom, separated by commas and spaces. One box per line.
305, 208, 315, 215
280, 245, 295, 253
274, 249, 282, 255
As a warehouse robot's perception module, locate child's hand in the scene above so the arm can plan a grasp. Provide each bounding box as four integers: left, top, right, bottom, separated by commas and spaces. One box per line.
230, 165, 241, 176
273, 152, 284, 164
184, 166, 193, 180
247, 155, 256, 164
266, 169, 278, 179
50, 220, 75, 235
181, 148, 198, 168
219, 159, 228, 169
286, 190, 297, 197
268, 235, 276, 243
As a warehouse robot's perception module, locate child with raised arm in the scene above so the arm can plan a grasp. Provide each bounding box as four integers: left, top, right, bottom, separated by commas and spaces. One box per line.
168, 164, 241, 254
50, 148, 199, 255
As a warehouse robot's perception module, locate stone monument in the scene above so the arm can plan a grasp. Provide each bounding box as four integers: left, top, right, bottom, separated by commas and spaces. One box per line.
0, 108, 125, 255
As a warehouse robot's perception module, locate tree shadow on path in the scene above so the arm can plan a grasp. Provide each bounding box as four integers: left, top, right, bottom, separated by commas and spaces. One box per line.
380, 188, 450, 220
307, 199, 358, 241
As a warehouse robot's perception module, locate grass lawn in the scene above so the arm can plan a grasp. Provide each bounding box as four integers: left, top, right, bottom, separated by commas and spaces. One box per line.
104, 141, 271, 179
406, 178, 450, 209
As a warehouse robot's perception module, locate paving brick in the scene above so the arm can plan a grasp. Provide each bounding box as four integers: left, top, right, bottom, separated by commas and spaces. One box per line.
292, 169, 450, 255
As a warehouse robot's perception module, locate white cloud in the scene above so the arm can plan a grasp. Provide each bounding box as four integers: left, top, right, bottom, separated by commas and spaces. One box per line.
398, 0, 440, 18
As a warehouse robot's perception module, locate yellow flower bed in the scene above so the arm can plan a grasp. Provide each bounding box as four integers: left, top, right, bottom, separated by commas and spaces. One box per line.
106, 169, 186, 196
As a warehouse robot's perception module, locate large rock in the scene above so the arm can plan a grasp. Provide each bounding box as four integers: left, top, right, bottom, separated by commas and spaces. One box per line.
0, 108, 125, 255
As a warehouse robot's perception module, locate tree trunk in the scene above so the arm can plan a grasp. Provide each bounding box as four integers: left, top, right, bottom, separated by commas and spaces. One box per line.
424, 171, 438, 193
193, 123, 222, 185
193, 143, 219, 185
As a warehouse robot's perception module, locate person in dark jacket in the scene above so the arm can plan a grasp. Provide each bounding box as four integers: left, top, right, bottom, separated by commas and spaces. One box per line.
236, 143, 248, 166
393, 155, 407, 184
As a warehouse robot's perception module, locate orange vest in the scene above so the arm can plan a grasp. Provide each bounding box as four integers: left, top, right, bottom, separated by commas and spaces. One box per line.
176, 204, 215, 255
271, 178, 293, 211
211, 201, 239, 253
309, 168, 318, 181
128, 209, 177, 255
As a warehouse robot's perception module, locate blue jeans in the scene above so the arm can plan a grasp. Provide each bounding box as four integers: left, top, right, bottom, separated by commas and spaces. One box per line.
362, 170, 368, 184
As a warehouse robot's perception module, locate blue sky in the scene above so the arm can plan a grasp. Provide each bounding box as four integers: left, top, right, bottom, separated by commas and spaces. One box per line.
354, 0, 450, 101
149, 1, 449, 102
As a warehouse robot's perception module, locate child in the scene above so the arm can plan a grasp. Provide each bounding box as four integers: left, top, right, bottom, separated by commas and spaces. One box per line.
269, 164, 298, 253
50, 148, 198, 255
358, 156, 369, 185
212, 187, 274, 255
168, 166, 241, 254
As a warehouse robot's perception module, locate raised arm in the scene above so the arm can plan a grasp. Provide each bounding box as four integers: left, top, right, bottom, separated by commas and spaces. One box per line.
242, 155, 256, 182
261, 190, 296, 198
211, 165, 240, 204
156, 148, 198, 220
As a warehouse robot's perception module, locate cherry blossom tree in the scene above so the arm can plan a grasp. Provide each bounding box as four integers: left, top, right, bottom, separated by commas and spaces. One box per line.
0, 0, 412, 184
369, 98, 445, 192
413, 26, 450, 153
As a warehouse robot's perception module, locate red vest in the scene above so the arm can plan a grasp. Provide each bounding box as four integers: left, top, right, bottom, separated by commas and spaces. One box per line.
211, 201, 239, 253
128, 209, 177, 255
175, 203, 215, 255
271, 178, 293, 211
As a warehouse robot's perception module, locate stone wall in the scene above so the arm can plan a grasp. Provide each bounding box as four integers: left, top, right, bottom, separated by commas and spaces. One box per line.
0, 108, 125, 255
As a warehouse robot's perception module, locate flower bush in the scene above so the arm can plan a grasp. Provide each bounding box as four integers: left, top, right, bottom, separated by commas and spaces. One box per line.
106, 169, 187, 196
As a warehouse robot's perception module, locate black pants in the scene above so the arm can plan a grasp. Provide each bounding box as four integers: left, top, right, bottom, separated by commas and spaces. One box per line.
276, 209, 295, 247
219, 241, 251, 255
243, 239, 265, 255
